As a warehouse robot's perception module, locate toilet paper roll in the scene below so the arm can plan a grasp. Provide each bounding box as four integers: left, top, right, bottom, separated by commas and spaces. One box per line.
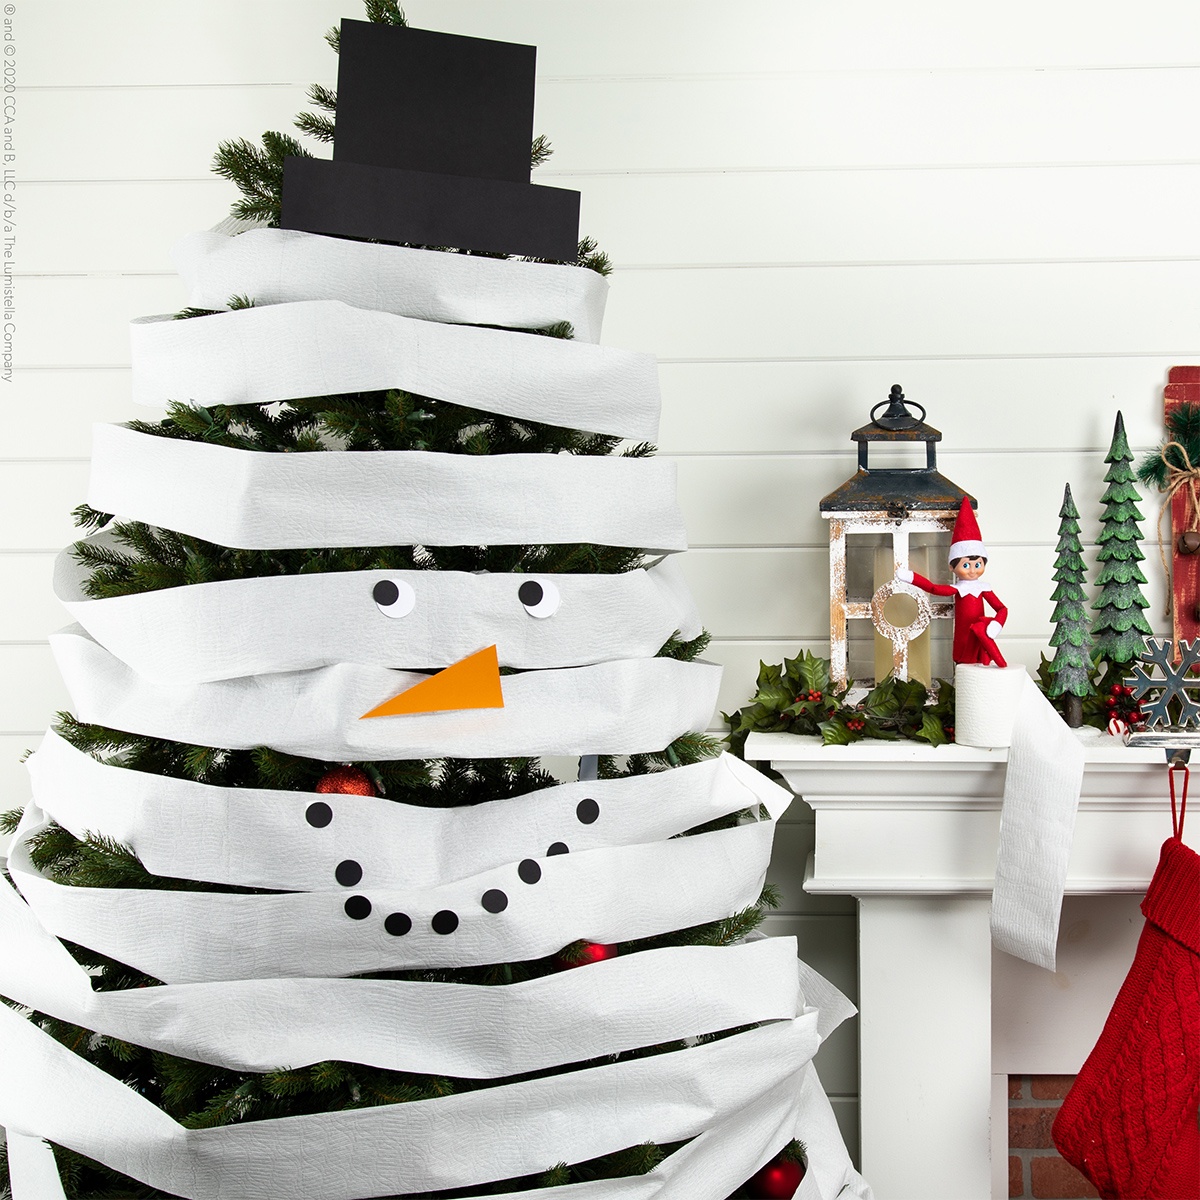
953, 663, 1028, 748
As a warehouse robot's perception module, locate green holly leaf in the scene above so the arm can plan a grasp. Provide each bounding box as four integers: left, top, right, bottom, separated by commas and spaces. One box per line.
914, 712, 948, 746
819, 719, 854, 746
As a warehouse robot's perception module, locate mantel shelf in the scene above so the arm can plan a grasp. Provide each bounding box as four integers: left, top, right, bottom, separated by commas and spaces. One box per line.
747, 727, 1189, 896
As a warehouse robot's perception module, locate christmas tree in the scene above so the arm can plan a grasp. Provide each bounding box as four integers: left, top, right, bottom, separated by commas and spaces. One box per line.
1091, 411, 1153, 671
0, 7, 865, 1199
1046, 483, 1091, 727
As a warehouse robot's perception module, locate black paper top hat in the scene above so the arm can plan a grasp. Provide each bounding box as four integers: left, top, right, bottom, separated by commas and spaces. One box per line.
280, 21, 581, 261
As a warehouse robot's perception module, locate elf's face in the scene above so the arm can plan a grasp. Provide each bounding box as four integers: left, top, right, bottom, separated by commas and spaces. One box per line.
953, 556, 986, 581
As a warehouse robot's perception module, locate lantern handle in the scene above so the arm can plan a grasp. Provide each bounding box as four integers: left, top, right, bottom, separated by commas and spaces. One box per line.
871, 384, 926, 430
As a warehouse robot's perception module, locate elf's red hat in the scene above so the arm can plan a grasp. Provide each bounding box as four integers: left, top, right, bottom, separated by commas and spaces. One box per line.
949, 496, 986, 561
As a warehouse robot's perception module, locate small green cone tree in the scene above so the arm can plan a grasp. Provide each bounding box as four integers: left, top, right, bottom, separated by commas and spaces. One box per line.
1091, 411, 1153, 673
1047, 482, 1091, 727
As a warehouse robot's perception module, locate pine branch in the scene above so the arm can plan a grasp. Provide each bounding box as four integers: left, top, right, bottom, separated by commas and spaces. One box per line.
530, 133, 553, 169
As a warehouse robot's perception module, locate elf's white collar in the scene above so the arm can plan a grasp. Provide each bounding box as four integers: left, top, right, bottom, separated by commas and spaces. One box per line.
953, 579, 988, 597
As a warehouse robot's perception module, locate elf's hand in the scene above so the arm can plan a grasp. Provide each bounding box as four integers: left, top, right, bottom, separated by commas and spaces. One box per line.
896, 568, 914, 584
987, 620, 1002, 639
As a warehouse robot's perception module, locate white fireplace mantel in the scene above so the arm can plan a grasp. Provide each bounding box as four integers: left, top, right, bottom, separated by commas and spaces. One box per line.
746, 729, 1193, 1200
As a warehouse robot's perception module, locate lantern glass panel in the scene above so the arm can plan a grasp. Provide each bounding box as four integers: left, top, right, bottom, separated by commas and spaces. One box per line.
847, 621, 877, 683
909, 530, 953, 584
844, 532, 890, 603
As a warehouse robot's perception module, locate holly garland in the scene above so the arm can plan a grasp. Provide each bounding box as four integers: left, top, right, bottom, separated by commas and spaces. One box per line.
724, 650, 956, 755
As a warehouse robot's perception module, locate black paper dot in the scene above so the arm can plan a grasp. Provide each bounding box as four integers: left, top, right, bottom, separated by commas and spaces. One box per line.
547, 842, 569, 856
373, 579, 399, 606
518, 858, 542, 884
518, 580, 543, 607
384, 912, 412, 937
344, 895, 372, 920
335, 859, 363, 887
576, 798, 600, 825
305, 801, 333, 828
481, 889, 508, 913
432, 909, 460, 934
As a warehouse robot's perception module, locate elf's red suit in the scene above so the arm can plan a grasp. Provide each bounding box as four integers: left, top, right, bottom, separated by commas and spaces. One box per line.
901, 573, 1008, 667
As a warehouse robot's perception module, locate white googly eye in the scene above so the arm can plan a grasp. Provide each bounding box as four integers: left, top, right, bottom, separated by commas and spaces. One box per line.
372, 578, 416, 619
518, 578, 560, 619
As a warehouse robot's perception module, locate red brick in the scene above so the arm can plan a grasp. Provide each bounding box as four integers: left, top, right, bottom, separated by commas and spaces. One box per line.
1031, 1154, 1100, 1199
1031, 1074, 1075, 1100
1009, 1106, 1057, 1148
1008, 1075, 1024, 1099
1009, 1155, 1024, 1197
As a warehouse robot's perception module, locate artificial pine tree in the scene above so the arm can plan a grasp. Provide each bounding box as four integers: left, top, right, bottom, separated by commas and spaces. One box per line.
1091, 411, 1153, 675
0, 6, 863, 1199
1046, 483, 1091, 728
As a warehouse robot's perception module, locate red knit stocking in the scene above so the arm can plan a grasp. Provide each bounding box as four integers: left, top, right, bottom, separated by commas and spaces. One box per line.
1052, 836, 1200, 1199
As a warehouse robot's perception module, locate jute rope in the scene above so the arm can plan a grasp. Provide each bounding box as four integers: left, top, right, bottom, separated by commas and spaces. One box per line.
1155, 440, 1200, 615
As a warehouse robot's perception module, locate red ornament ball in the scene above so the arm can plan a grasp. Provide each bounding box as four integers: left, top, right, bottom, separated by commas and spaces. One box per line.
556, 941, 618, 971
746, 1155, 804, 1199
315, 765, 377, 797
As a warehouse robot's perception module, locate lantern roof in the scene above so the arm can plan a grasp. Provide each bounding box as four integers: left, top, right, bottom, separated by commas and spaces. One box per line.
819, 384, 975, 514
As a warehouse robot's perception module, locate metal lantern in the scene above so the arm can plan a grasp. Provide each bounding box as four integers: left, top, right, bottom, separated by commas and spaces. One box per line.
820, 385, 974, 688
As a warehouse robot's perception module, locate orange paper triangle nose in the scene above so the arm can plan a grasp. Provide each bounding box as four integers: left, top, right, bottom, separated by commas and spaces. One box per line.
361, 645, 504, 719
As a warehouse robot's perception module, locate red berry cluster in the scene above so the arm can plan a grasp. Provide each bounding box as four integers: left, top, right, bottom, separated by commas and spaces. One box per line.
846, 717, 866, 733
1105, 683, 1145, 728
794, 689, 823, 704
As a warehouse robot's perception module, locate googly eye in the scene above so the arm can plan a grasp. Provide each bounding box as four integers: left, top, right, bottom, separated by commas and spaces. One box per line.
372, 578, 416, 619
518, 578, 560, 619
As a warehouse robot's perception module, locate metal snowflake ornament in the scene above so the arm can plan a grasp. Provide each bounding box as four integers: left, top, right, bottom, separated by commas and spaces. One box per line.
1125, 638, 1200, 729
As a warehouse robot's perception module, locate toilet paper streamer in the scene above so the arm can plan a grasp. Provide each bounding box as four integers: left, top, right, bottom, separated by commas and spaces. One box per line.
87, 423, 687, 553
0, 863, 808, 1075
29, 735, 787, 892
55, 542, 701, 682
52, 627, 722, 760
989, 673, 1085, 971
130, 300, 659, 441
0, 1001, 820, 1200
173, 228, 610, 344
3, 1061, 872, 1200
11, 806, 779, 983
5, 1132, 68, 1200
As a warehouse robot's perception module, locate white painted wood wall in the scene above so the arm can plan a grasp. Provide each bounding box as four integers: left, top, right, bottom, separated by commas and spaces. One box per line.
11, 0, 1200, 1170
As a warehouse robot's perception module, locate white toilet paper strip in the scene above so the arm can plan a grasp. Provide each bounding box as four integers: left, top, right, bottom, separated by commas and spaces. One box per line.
55, 542, 701, 682
0, 866, 805, 1075
989, 674, 1085, 971
0, 1000, 819, 1200
87, 423, 687, 553
173, 228, 610, 344
51, 627, 722, 760
794, 1063, 876, 1200
11, 805, 779, 983
29, 735, 787, 892
130, 300, 659, 441
5, 1062, 872, 1200
5, 1132, 68, 1200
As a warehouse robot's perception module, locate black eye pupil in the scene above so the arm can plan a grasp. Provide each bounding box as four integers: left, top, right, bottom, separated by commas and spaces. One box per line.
518, 581, 543, 607
373, 580, 399, 606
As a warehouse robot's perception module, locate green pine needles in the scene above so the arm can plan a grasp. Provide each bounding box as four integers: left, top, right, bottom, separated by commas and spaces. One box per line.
1046, 483, 1092, 726
212, 0, 612, 277
1092, 411, 1153, 669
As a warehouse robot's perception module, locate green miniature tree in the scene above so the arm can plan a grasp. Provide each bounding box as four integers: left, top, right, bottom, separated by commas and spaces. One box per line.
1091, 411, 1153, 673
1046, 483, 1092, 727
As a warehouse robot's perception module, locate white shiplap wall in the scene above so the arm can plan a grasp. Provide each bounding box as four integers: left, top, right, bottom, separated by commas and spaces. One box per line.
12, 0, 1200, 1167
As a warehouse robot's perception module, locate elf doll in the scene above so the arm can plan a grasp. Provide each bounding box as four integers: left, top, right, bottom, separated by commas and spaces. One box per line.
896, 496, 1008, 667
